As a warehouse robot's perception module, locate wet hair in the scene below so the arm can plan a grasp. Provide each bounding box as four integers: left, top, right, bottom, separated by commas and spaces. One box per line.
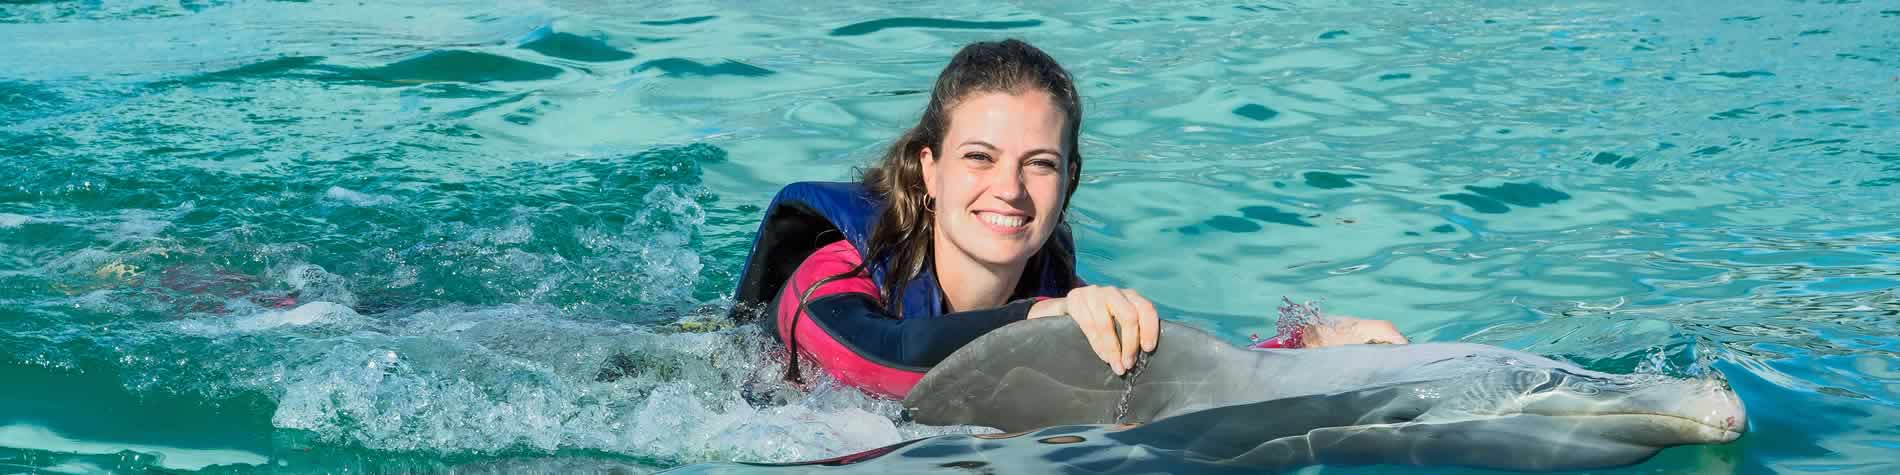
854, 38, 1084, 311
784, 39, 1083, 383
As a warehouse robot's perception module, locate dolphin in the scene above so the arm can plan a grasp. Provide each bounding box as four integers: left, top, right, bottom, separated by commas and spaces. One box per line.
871, 318, 1749, 472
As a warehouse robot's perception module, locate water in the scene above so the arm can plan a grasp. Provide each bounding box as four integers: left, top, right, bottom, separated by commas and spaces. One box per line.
2, 0, 1896, 472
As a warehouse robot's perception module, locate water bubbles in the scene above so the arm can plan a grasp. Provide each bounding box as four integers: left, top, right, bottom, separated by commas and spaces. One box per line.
627, 185, 708, 308
279, 264, 357, 309
1277, 296, 1325, 337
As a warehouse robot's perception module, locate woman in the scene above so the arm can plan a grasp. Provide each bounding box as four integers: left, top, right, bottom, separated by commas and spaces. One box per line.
729, 39, 1404, 399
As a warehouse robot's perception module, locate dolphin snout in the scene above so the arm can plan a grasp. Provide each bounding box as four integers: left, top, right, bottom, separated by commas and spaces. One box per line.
1600, 377, 1746, 445
1679, 377, 1747, 441
1508, 370, 1745, 448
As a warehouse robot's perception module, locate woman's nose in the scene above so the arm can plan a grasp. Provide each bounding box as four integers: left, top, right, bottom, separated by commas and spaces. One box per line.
992, 166, 1025, 201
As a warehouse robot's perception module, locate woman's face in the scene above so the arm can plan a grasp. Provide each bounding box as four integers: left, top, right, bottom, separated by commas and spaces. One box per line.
920, 90, 1070, 271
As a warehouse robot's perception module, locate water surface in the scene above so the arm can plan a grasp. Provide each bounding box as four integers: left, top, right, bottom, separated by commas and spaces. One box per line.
2, 0, 1897, 473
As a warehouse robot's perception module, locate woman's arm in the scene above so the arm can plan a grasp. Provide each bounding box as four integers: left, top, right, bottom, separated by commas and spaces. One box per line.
1026, 285, 1407, 373
783, 240, 1051, 368
797, 292, 1037, 367
1302, 316, 1409, 346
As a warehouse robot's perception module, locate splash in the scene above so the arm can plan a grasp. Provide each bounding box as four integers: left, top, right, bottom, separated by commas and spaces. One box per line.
0, 299, 973, 464
1275, 296, 1326, 337
278, 264, 357, 309
1250, 296, 1327, 348
209, 301, 363, 333
627, 185, 706, 307
112, 303, 963, 463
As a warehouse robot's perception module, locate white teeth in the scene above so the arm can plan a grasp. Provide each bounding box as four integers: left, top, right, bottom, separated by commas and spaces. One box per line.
979, 212, 1027, 228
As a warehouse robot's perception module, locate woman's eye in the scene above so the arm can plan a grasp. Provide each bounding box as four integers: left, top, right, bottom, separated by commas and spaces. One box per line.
1028, 159, 1059, 169
963, 152, 994, 162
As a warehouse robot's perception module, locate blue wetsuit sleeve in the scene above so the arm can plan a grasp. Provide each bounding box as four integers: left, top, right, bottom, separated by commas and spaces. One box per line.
801, 293, 1036, 368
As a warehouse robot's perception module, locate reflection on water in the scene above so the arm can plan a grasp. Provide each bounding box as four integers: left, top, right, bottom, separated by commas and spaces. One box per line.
2, 0, 1897, 473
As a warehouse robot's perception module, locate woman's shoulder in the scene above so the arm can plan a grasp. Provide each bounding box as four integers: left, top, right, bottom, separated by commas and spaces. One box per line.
788, 240, 879, 297
803, 239, 864, 267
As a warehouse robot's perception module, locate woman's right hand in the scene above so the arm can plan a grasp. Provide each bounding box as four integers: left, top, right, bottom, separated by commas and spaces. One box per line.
1028, 285, 1159, 375
1303, 315, 1409, 347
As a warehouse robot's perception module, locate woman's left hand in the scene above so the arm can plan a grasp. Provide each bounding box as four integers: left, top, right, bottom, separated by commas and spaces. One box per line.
1028, 285, 1159, 375
1303, 316, 1409, 347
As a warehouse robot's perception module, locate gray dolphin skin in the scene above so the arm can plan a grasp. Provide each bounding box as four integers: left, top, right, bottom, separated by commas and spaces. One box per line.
888, 318, 1746, 472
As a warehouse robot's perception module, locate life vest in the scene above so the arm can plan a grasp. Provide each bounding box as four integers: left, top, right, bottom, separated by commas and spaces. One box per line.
728, 181, 1078, 395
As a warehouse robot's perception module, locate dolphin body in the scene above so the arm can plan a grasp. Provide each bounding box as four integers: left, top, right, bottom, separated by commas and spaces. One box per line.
874, 318, 1747, 472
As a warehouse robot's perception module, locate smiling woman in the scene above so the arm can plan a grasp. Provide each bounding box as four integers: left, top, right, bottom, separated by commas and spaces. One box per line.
728, 39, 1403, 400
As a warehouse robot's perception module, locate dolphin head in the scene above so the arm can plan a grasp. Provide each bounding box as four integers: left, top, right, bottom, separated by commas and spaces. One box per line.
1343, 346, 1747, 443
1500, 366, 1746, 446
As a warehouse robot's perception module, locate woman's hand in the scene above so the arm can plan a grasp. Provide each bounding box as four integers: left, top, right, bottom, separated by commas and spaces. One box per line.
1303, 316, 1409, 347
1028, 286, 1159, 375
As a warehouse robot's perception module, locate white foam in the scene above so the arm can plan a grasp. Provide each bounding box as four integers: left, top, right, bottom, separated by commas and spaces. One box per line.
168, 301, 365, 336
246, 305, 970, 462
280, 263, 357, 308
323, 186, 398, 207
0, 424, 267, 471
628, 185, 706, 306
0, 213, 28, 228
27, 298, 981, 466
238, 301, 359, 331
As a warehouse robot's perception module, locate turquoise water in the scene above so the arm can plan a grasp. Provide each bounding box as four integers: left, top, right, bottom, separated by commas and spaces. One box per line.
2, 0, 1897, 473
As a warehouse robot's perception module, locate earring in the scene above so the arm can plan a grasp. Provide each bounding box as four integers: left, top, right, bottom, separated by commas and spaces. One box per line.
924, 196, 936, 213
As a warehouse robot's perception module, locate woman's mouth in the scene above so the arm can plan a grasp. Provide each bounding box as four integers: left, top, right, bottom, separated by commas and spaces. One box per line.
975, 210, 1030, 234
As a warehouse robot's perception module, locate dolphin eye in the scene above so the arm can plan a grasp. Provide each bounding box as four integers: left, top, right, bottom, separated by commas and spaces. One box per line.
1529, 372, 1565, 394
1546, 368, 1608, 395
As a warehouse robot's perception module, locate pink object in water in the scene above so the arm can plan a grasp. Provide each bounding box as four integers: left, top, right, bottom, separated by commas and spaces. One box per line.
1247, 327, 1305, 350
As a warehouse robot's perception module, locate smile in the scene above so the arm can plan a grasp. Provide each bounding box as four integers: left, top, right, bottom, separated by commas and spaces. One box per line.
976, 211, 1030, 231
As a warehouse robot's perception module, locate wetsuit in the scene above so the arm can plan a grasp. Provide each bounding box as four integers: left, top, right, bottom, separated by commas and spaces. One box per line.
729, 181, 1079, 399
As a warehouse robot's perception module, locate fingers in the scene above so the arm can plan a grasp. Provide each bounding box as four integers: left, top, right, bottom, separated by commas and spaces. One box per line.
1068, 289, 1123, 375
1099, 290, 1141, 371
1123, 289, 1159, 353
1065, 286, 1168, 375
1366, 320, 1409, 344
